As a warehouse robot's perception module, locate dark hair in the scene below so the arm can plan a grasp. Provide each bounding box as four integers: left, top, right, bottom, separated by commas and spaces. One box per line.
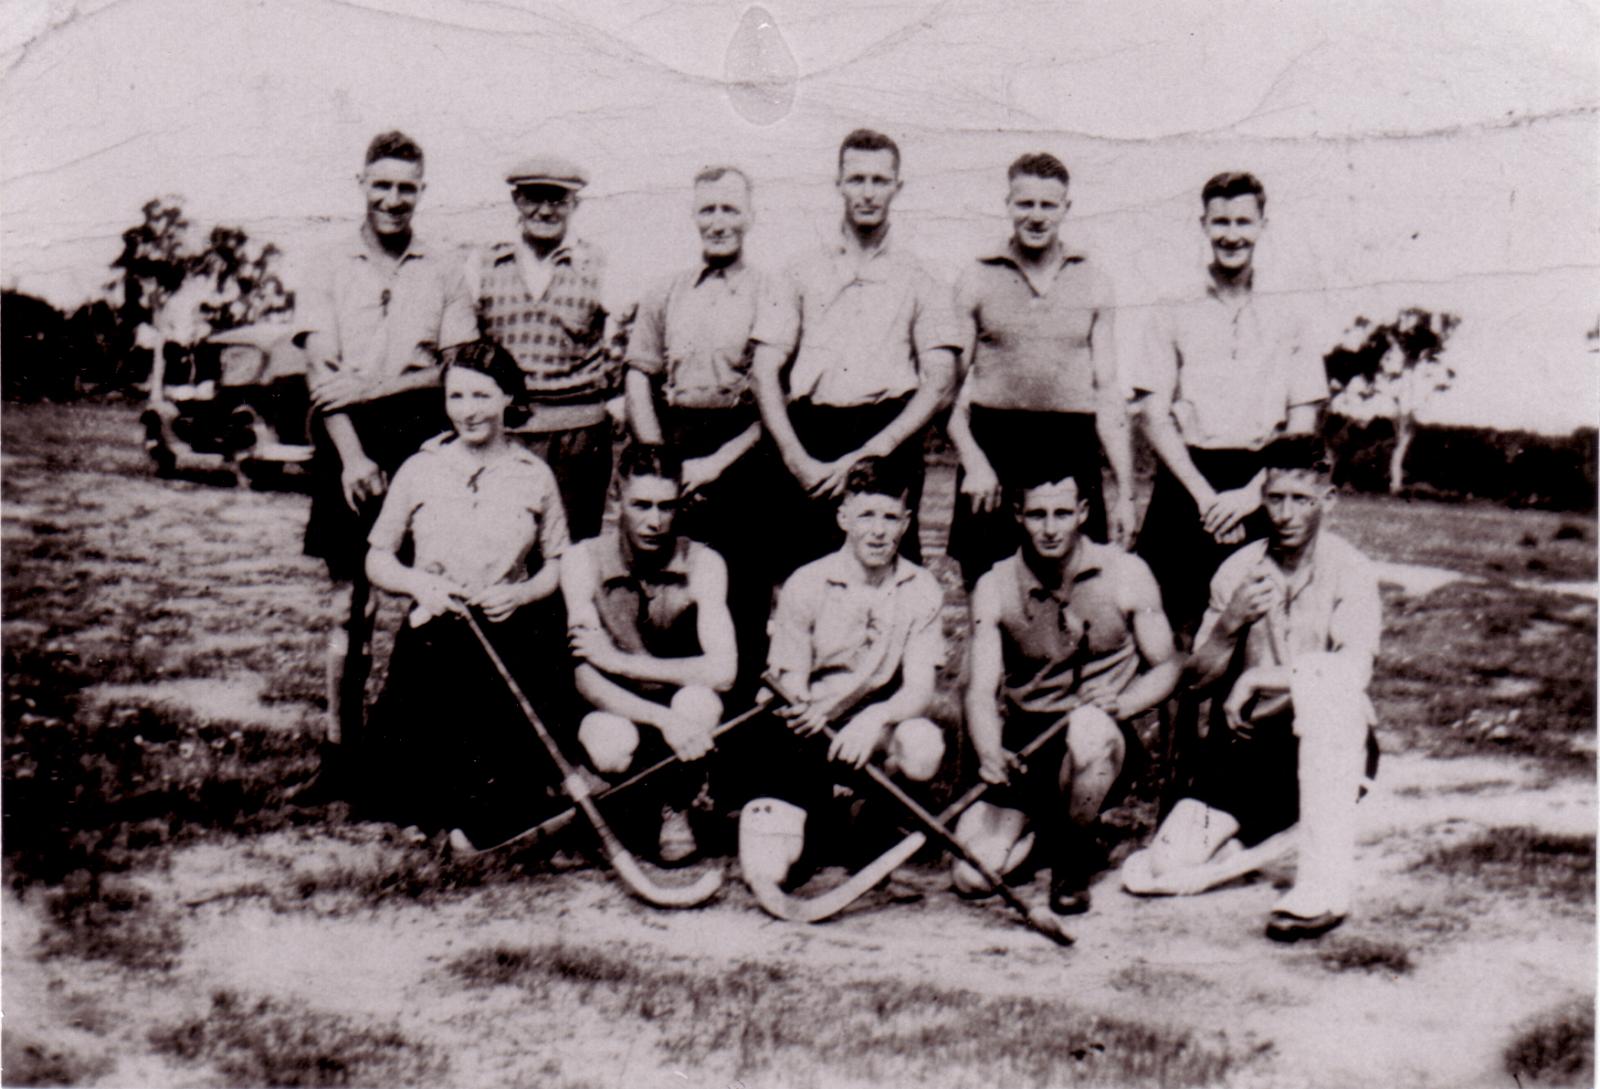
693, 165, 752, 191
1008, 152, 1070, 187
1201, 171, 1265, 213
1260, 434, 1331, 477
1009, 464, 1089, 511
617, 442, 684, 485
440, 339, 526, 427
842, 456, 909, 503
365, 131, 424, 169
838, 129, 900, 175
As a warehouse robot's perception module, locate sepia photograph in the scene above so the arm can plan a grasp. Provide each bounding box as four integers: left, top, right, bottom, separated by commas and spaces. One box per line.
2, 1, 1596, 1086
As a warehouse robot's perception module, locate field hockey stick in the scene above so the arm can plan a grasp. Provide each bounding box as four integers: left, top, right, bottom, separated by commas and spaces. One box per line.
457, 694, 777, 857
762, 675, 1074, 945
463, 611, 722, 908
750, 705, 1082, 924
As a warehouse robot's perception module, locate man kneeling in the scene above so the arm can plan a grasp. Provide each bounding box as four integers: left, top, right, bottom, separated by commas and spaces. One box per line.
561, 443, 737, 863
740, 458, 946, 887
953, 470, 1178, 914
1121, 436, 1381, 941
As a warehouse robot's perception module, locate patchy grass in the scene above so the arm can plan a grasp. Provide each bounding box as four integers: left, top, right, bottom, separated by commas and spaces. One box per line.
449, 942, 1257, 1088
1411, 826, 1595, 908
1314, 935, 1414, 976
148, 989, 446, 1088
1372, 581, 1595, 770
0, 1034, 115, 1088
1504, 997, 1595, 1087
1330, 493, 1597, 583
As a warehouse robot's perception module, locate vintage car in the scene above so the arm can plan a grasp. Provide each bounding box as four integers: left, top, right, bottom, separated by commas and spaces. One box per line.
139, 323, 313, 485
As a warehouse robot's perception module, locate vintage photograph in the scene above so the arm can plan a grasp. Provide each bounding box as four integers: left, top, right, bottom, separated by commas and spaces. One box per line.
3, 1, 1596, 1086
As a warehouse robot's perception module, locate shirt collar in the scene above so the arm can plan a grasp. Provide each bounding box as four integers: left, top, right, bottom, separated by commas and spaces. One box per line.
820, 549, 918, 590
693, 255, 746, 287
518, 238, 575, 267
979, 239, 1086, 270
598, 530, 690, 589
831, 223, 894, 260
1016, 543, 1104, 603
351, 226, 428, 262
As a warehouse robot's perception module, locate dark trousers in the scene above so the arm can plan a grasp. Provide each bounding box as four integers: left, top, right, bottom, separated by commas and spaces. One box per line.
1135, 447, 1271, 640
661, 405, 776, 705
947, 407, 1106, 589
515, 419, 614, 543
771, 396, 925, 581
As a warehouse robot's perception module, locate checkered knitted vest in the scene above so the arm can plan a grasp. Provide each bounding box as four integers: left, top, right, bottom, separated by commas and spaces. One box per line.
475, 242, 615, 404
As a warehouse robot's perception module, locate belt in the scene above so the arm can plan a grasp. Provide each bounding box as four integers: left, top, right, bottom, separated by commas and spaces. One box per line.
511, 400, 610, 433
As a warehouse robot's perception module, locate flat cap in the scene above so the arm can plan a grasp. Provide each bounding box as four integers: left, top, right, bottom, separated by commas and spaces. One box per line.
505, 156, 587, 190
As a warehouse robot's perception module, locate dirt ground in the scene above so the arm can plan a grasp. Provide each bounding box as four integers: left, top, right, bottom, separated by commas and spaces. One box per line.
3, 402, 1595, 1089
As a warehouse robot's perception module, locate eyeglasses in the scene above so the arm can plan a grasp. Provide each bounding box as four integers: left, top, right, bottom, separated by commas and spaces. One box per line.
515, 192, 573, 210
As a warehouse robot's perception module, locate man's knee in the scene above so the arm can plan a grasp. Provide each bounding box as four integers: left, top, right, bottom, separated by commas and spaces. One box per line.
578, 711, 639, 774
1065, 704, 1125, 771
1289, 652, 1368, 742
671, 685, 723, 730
951, 802, 1031, 895
888, 717, 944, 782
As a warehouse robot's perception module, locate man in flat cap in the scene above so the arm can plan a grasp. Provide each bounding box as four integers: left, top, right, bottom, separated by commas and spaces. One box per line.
292, 130, 477, 774
470, 156, 617, 540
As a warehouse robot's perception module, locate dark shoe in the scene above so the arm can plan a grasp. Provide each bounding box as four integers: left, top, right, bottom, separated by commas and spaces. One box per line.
1049, 869, 1092, 915
1265, 909, 1346, 942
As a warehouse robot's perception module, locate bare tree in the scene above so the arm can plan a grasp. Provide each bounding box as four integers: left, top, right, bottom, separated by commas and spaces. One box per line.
1325, 308, 1462, 494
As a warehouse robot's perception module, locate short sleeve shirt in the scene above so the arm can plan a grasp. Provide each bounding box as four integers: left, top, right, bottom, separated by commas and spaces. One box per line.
750, 230, 962, 408
955, 245, 1115, 414
293, 231, 478, 403
767, 551, 945, 708
1132, 277, 1327, 450
984, 543, 1146, 715
1197, 533, 1381, 689
626, 260, 764, 410
368, 435, 569, 592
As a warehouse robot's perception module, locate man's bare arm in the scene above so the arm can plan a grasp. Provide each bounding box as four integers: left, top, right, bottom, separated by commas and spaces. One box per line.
751, 342, 824, 486
1114, 563, 1182, 718
968, 581, 1011, 780
624, 370, 663, 445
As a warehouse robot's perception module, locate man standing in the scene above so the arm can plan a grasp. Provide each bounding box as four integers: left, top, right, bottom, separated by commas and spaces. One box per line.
750, 129, 961, 577
1132, 172, 1328, 640
953, 469, 1178, 914
1122, 437, 1381, 941
560, 444, 738, 863
474, 157, 616, 541
948, 153, 1135, 589
296, 130, 477, 760
625, 166, 770, 700
737, 458, 946, 887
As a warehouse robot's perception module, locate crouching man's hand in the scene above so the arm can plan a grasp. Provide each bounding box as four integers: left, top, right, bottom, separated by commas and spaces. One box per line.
829, 705, 892, 769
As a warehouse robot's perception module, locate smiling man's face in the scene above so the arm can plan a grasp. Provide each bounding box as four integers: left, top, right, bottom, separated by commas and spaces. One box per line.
1202, 193, 1264, 274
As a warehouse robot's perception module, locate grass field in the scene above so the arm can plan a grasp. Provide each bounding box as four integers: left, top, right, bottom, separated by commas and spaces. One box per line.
3, 401, 1595, 1088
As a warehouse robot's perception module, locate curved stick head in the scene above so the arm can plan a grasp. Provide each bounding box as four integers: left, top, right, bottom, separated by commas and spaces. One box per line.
610, 850, 724, 908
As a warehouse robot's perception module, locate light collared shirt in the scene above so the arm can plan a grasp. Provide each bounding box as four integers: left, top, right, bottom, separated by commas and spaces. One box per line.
626, 259, 764, 410
1133, 273, 1327, 450
767, 549, 945, 708
751, 228, 962, 408
955, 243, 1115, 414
1197, 532, 1381, 694
368, 434, 569, 594
984, 541, 1148, 715
294, 230, 477, 403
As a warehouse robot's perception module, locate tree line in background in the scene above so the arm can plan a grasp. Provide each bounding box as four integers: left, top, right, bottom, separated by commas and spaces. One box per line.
3, 197, 292, 402
2, 196, 1594, 512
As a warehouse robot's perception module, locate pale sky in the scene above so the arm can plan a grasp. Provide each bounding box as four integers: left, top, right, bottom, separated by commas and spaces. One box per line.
3, 0, 1597, 431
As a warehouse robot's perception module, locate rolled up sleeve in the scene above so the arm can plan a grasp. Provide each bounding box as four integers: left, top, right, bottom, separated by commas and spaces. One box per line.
750, 267, 801, 356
